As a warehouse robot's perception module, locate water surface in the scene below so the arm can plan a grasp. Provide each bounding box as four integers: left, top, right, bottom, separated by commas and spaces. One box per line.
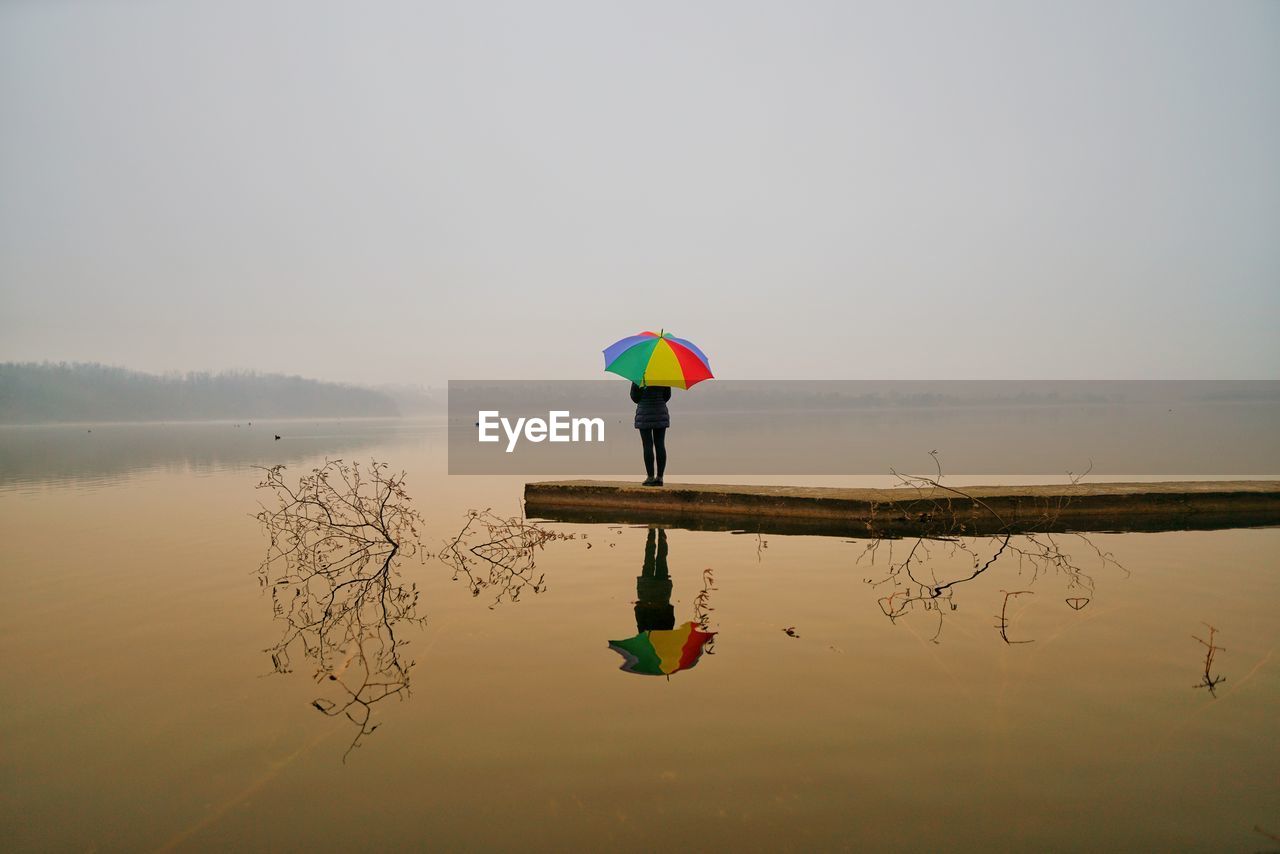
1, 418, 1276, 851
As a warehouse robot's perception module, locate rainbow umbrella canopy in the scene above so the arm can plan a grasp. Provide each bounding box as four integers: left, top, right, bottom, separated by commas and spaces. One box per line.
602, 331, 713, 389
608, 622, 716, 677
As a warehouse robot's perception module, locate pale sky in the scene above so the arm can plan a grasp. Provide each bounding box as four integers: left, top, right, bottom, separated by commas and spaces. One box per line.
2, 0, 1277, 385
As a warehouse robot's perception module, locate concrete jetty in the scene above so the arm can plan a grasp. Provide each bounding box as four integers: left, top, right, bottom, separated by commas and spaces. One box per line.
523, 480, 1280, 537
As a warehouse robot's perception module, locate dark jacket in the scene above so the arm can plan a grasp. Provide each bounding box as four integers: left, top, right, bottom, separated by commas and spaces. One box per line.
630, 383, 671, 430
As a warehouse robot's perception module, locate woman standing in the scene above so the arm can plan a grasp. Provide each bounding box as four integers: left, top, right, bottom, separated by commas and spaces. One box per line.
630, 382, 671, 486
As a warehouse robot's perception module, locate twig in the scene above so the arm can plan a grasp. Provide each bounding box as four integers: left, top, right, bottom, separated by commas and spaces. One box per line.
996, 590, 1034, 644
1192, 623, 1226, 697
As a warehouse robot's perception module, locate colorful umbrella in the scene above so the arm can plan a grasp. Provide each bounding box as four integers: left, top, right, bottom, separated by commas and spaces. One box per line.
608, 621, 716, 677
602, 331, 713, 389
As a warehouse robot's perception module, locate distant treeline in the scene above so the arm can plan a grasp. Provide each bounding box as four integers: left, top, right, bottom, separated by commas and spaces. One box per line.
0, 362, 407, 423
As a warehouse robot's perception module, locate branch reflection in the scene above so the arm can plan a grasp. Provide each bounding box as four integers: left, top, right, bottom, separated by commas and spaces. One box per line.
255, 459, 425, 761
437, 509, 576, 607
858, 456, 1126, 644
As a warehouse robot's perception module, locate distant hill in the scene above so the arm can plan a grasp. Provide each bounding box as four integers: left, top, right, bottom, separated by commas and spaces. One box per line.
374, 382, 447, 416
0, 362, 405, 423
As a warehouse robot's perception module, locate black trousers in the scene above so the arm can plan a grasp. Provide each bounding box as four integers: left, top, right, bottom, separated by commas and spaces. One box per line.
635, 527, 673, 631
639, 427, 667, 479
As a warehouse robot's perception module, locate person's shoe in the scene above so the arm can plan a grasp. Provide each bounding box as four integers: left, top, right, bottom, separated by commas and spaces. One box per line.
642, 476, 656, 486
652, 477, 664, 487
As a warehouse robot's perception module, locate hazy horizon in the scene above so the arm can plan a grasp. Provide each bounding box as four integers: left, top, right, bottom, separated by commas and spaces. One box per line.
3, 1, 1278, 386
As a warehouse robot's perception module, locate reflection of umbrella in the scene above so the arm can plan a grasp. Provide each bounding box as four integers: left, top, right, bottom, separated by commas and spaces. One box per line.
608, 621, 716, 676
602, 331, 713, 389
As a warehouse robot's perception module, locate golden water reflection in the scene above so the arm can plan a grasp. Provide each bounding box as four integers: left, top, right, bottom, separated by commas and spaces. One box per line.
7, 421, 1273, 851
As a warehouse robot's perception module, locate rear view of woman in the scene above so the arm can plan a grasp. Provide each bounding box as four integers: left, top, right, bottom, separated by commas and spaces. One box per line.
630, 382, 671, 486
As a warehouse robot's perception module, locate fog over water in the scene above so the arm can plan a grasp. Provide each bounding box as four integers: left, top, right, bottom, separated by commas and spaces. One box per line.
2, 1, 1278, 385
448, 380, 1280, 474
3, 5, 1279, 852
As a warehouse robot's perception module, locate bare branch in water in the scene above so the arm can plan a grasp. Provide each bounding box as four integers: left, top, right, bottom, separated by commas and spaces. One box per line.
996, 590, 1035, 644
437, 509, 574, 608
254, 458, 425, 761
1192, 623, 1226, 697
693, 567, 718, 655
858, 452, 1124, 643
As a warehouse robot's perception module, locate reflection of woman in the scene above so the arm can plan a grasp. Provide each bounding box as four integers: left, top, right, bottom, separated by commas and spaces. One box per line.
634, 528, 674, 632
608, 526, 714, 677
630, 382, 671, 486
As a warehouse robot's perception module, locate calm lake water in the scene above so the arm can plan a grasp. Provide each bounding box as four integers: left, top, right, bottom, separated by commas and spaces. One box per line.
1, 418, 1277, 852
